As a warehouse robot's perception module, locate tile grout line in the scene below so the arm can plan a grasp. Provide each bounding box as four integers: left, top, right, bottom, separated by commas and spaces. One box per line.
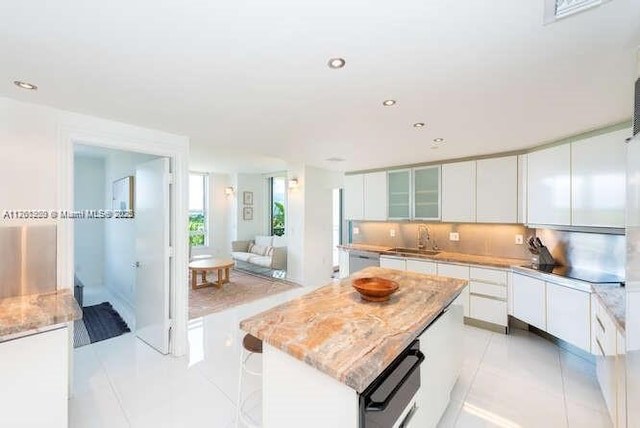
93, 342, 134, 427
558, 349, 570, 427
451, 330, 494, 426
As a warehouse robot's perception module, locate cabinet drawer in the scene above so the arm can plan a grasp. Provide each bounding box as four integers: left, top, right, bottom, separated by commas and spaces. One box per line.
380, 256, 406, 271
406, 259, 436, 275
470, 295, 507, 326
470, 281, 507, 299
469, 267, 507, 285
437, 263, 470, 280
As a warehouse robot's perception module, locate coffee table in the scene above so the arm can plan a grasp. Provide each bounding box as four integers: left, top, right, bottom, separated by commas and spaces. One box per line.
189, 258, 235, 290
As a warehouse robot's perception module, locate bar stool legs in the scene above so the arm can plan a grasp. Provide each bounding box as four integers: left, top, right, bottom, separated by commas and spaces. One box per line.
236, 334, 263, 428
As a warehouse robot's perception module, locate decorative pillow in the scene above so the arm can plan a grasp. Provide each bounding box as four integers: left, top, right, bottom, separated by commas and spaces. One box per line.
250, 244, 268, 256
264, 246, 275, 257
247, 242, 255, 254
255, 235, 274, 247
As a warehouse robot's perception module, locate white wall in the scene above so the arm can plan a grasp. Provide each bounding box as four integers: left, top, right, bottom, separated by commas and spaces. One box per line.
191, 173, 233, 259
286, 165, 343, 287
232, 173, 266, 241
73, 156, 106, 290
104, 151, 156, 308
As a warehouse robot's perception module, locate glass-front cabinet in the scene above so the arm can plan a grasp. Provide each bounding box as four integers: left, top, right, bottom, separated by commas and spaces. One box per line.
413, 165, 441, 220
387, 169, 411, 219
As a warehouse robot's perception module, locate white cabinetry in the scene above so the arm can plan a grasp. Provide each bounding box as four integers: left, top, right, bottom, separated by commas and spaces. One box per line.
338, 249, 350, 279
469, 267, 508, 328
388, 169, 411, 220
344, 174, 364, 220
0, 327, 68, 428
413, 166, 441, 220
406, 259, 436, 275
571, 128, 628, 228
527, 144, 571, 225
437, 263, 470, 317
344, 172, 387, 221
380, 256, 406, 270
415, 304, 463, 428
512, 273, 546, 329
546, 282, 591, 351
476, 156, 518, 223
441, 161, 476, 222
363, 171, 387, 221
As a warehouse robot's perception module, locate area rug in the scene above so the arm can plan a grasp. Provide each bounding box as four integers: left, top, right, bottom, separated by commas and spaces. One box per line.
74, 302, 131, 348
189, 269, 302, 319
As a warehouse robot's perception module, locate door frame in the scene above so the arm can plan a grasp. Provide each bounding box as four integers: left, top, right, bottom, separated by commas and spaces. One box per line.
58, 123, 189, 357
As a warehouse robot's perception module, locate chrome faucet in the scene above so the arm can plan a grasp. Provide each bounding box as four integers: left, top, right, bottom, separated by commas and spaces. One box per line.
417, 224, 430, 250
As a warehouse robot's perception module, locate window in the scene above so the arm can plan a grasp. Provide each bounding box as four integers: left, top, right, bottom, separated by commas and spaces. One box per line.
269, 176, 286, 236
189, 173, 208, 246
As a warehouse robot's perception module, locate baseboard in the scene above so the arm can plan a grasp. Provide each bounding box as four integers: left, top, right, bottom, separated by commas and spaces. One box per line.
102, 287, 136, 332
465, 317, 508, 334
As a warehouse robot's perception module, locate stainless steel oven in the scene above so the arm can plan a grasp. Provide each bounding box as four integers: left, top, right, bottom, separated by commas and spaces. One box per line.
359, 340, 424, 428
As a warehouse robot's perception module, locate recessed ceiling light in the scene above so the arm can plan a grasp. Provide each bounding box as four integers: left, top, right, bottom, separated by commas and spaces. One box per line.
382, 100, 396, 106
13, 80, 37, 90
327, 58, 346, 69
433, 138, 445, 143
413, 122, 425, 128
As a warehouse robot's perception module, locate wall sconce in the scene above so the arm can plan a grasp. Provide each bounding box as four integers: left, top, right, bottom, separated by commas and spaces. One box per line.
224, 186, 235, 196
288, 178, 299, 189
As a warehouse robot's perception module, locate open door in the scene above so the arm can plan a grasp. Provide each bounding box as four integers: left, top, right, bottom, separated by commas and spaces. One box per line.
134, 157, 171, 354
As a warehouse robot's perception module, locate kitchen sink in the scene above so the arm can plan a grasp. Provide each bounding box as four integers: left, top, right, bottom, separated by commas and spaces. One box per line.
390, 247, 441, 256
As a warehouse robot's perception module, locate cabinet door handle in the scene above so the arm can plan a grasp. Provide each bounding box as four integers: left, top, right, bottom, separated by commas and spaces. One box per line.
596, 315, 605, 333
596, 337, 606, 356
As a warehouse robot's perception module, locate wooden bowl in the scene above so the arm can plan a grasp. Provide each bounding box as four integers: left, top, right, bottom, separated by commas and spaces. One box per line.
352, 277, 399, 302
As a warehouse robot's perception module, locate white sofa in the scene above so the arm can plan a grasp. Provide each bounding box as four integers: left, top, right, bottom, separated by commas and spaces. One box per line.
231, 235, 287, 270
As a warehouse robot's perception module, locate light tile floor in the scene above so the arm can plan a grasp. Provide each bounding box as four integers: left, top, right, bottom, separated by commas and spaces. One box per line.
69, 288, 612, 428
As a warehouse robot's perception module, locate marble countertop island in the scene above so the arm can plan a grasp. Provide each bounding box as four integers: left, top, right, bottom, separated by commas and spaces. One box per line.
0, 289, 82, 342
592, 284, 625, 332
240, 266, 467, 393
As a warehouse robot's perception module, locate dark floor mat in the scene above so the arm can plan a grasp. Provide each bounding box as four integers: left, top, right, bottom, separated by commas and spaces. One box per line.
82, 302, 130, 344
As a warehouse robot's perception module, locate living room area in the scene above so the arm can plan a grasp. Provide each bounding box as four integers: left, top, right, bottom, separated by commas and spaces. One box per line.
187, 167, 344, 319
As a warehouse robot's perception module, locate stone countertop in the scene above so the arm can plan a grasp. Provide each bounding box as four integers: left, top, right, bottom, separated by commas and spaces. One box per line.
339, 243, 528, 269
240, 266, 467, 393
592, 284, 625, 333
0, 289, 82, 342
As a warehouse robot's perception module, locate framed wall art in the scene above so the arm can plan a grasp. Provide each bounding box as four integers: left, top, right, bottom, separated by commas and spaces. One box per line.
243, 206, 253, 221
243, 191, 253, 205
112, 176, 134, 212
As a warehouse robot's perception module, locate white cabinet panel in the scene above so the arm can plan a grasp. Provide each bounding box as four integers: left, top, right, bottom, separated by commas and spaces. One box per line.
476, 156, 518, 223
470, 295, 508, 326
546, 282, 591, 351
470, 281, 507, 299
338, 249, 350, 279
344, 174, 364, 220
518, 154, 528, 224
388, 169, 412, 220
437, 263, 470, 317
512, 273, 546, 329
406, 259, 436, 275
442, 161, 476, 222
0, 327, 68, 428
571, 128, 629, 228
413, 166, 441, 220
380, 256, 406, 270
364, 171, 387, 221
416, 304, 463, 428
527, 144, 571, 225
470, 266, 507, 284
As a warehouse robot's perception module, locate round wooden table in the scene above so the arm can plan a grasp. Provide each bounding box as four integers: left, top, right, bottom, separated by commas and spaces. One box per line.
188, 258, 235, 290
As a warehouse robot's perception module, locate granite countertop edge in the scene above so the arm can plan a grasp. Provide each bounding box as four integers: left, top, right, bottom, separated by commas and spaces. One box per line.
592, 285, 626, 333
0, 289, 83, 343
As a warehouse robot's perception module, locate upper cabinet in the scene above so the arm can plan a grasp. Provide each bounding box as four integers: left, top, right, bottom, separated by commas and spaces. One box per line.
571, 128, 628, 228
387, 169, 411, 220
413, 166, 441, 220
363, 172, 387, 220
344, 174, 364, 220
344, 172, 387, 220
527, 144, 571, 225
476, 156, 518, 223
442, 161, 475, 222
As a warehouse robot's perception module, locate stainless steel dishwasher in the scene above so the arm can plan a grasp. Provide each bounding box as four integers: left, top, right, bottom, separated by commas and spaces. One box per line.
349, 250, 380, 275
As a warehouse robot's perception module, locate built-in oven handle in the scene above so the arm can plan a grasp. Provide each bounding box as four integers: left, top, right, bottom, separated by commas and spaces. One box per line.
365, 349, 425, 412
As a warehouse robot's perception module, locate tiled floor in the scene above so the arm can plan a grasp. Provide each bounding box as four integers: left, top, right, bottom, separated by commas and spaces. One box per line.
69, 287, 612, 428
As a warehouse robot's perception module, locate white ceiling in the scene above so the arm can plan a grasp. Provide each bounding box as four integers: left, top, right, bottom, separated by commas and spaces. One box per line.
1, 0, 639, 173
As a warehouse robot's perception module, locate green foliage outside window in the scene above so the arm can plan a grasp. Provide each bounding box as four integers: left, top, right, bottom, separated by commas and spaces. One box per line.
189, 212, 206, 246
272, 201, 285, 236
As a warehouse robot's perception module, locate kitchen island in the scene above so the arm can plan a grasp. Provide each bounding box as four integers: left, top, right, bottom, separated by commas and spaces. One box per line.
240, 266, 467, 428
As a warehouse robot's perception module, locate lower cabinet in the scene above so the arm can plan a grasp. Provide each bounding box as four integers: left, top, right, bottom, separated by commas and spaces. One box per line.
546, 283, 591, 351
468, 267, 508, 329
0, 327, 69, 428
406, 259, 436, 275
380, 255, 406, 270
512, 273, 546, 330
415, 304, 463, 428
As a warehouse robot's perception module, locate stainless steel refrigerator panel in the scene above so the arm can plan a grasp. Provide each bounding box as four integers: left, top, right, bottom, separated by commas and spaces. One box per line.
0, 225, 57, 299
